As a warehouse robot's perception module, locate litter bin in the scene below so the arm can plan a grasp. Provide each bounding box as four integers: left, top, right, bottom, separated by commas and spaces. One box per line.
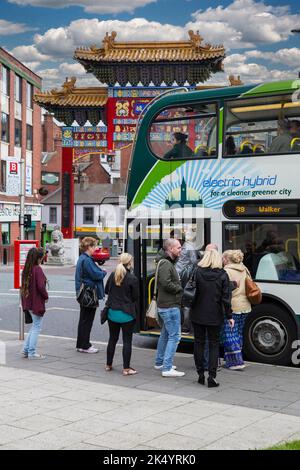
111, 240, 118, 257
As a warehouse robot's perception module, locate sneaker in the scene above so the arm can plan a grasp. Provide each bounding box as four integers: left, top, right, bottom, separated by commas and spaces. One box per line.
228, 365, 244, 370
162, 369, 185, 378
20, 351, 28, 358
208, 377, 219, 388
154, 365, 177, 370
77, 347, 99, 354
28, 354, 46, 360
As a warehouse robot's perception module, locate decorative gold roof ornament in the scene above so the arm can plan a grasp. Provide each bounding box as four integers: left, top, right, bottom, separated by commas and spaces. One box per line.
74, 30, 225, 64
188, 30, 212, 50
228, 75, 243, 86
51, 76, 77, 95
188, 30, 203, 48
103, 31, 117, 53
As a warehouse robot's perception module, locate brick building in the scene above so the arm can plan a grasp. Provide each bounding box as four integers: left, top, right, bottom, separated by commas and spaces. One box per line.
0, 48, 42, 264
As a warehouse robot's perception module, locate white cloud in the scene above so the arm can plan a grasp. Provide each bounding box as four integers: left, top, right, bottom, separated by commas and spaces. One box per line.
36, 62, 99, 89
21, 61, 41, 71
8, 0, 156, 14
0, 19, 34, 35
246, 48, 300, 68
215, 53, 296, 84
187, 0, 300, 49
10, 45, 51, 62
33, 17, 184, 58
10, 0, 299, 89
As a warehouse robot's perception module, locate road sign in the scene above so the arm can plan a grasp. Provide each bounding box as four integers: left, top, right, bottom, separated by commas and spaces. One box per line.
6, 159, 20, 196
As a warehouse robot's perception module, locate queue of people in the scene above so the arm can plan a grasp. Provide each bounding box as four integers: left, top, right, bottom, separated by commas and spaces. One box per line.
20, 236, 257, 388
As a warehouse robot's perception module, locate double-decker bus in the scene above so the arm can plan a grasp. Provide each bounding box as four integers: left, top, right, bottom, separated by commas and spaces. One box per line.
125, 79, 300, 366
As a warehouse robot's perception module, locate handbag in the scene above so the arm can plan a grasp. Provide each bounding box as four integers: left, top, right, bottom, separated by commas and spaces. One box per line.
245, 269, 262, 305
146, 260, 163, 328
24, 310, 33, 324
100, 305, 109, 325
182, 267, 197, 308
76, 258, 99, 309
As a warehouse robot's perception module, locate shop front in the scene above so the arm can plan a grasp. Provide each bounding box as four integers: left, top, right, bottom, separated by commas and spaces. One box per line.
0, 203, 42, 264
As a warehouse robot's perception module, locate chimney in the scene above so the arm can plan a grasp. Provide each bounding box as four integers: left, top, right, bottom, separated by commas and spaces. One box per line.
80, 173, 89, 191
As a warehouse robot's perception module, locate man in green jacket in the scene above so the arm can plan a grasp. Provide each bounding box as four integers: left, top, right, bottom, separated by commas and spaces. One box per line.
154, 238, 185, 377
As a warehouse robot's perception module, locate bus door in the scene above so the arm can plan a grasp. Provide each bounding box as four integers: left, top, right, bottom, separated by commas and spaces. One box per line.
127, 217, 211, 333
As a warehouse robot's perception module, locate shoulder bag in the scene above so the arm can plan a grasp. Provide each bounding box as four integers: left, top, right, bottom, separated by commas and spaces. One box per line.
245, 269, 262, 305
100, 274, 112, 325
76, 258, 99, 309
146, 260, 163, 327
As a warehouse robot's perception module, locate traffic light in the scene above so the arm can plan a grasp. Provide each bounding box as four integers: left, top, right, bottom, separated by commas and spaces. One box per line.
24, 214, 32, 229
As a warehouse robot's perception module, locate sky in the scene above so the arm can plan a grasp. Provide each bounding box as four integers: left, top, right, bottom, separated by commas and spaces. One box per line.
1, 0, 300, 90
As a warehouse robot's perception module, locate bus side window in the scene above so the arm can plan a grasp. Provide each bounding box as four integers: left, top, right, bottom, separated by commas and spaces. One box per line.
149, 103, 218, 160
224, 94, 300, 157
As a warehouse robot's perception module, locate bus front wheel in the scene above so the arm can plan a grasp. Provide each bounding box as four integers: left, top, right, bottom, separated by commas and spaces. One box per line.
243, 304, 297, 366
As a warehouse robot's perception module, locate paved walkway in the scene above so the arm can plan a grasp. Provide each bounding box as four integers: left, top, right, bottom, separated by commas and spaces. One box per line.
0, 330, 300, 450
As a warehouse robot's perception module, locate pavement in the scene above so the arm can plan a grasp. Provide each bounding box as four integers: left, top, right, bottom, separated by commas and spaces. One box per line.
0, 330, 300, 450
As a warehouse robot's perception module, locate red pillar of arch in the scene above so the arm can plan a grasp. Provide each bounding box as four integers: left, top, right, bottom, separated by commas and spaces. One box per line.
61, 147, 74, 239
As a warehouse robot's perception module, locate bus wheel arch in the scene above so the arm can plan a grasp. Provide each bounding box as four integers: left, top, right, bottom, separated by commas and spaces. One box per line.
243, 297, 299, 366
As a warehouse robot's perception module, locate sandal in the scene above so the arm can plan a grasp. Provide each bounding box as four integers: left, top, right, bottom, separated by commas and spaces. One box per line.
105, 365, 113, 371
122, 368, 138, 376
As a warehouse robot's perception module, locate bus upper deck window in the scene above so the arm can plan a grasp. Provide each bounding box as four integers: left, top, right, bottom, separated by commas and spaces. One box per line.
149, 103, 217, 160
224, 94, 300, 157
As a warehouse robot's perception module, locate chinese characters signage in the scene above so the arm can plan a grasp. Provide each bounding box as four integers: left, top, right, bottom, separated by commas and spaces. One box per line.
62, 126, 108, 148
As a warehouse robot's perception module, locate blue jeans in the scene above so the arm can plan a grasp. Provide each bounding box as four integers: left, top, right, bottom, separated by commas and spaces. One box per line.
23, 313, 43, 357
155, 307, 181, 372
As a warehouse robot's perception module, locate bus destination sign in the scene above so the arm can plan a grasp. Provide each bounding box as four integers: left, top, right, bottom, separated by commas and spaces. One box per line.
223, 199, 300, 219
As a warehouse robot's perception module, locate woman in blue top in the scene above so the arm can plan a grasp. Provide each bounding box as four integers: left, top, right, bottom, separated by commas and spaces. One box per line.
75, 237, 106, 353
105, 253, 139, 375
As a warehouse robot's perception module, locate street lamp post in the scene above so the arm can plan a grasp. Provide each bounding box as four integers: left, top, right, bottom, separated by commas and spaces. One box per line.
19, 158, 25, 340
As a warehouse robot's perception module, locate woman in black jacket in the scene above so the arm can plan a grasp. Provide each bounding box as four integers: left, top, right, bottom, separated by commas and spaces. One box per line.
190, 249, 234, 387
105, 253, 139, 375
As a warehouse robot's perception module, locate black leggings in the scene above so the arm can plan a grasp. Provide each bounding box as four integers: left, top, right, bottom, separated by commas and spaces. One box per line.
107, 319, 135, 369
192, 323, 221, 379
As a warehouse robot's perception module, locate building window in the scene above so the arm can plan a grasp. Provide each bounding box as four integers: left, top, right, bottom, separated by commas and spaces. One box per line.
83, 207, 94, 224
0, 160, 6, 192
15, 119, 22, 146
223, 222, 300, 282
49, 207, 57, 224
26, 82, 33, 108
149, 102, 217, 160
1, 66, 10, 96
26, 125, 33, 150
1, 113, 9, 143
15, 75, 22, 103
1, 223, 10, 245
41, 171, 60, 185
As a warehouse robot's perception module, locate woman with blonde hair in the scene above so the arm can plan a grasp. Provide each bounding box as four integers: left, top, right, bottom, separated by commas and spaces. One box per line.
190, 249, 233, 387
105, 253, 139, 375
222, 249, 252, 370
